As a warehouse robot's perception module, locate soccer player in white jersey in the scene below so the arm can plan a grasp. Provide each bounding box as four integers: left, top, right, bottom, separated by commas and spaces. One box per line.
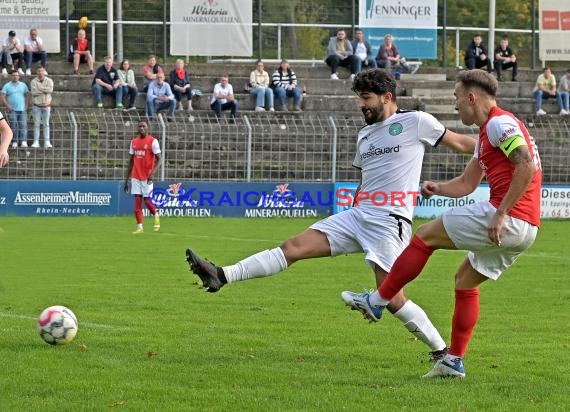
0, 110, 13, 167
186, 69, 476, 360
343, 69, 541, 378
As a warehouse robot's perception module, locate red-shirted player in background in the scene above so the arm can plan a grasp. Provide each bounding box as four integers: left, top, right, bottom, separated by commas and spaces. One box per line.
124, 121, 162, 234
342, 69, 542, 379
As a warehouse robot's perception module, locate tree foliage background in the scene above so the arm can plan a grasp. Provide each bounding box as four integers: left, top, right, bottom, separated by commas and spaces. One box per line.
60, 0, 538, 66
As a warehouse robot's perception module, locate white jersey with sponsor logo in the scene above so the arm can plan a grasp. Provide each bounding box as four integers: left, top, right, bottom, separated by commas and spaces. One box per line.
352, 110, 445, 220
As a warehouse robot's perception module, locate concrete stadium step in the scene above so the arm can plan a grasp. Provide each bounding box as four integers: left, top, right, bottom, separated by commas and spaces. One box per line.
400, 73, 446, 81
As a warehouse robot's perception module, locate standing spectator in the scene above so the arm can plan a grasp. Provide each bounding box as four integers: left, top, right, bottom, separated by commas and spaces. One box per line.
123, 121, 161, 235
69, 29, 94, 75
464, 34, 492, 72
117, 59, 138, 111
91, 56, 123, 109
0, 70, 30, 148
493, 36, 517, 81
169, 59, 194, 112
30, 66, 53, 148
0, 110, 13, 166
210, 75, 238, 120
376, 34, 415, 73
145, 71, 176, 120
557, 68, 570, 115
249, 61, 274, 112
141, 54, 164, 92
533, 67, 564, 116
325, 29, 359, 80
271, 59, 302, 111
1, 31, 25, 76
351, 28, 377, 72
23, 28, 48, 75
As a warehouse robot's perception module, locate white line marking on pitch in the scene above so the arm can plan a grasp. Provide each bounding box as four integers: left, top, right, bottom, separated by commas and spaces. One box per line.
0, 311, 136, 331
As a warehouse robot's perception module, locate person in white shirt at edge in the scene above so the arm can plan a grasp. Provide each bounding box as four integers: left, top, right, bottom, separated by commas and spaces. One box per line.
186, 69, 477, 362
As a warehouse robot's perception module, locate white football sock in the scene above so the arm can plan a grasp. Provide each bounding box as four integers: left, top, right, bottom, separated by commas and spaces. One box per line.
392, 300, 447, 351
223, 247, 288, 284
368, 290, 390, 307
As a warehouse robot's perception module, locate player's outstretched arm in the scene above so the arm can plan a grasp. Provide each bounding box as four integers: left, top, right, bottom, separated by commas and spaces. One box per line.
439, 129, 477, 154
0, 117, 13, 168
426, 157, 484, 198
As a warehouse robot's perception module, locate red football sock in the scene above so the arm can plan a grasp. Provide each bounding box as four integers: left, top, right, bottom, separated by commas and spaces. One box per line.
144, 197, 157, 215
379, 235, 434, 300
134, 196, 143, 224
449, 288, 480, 358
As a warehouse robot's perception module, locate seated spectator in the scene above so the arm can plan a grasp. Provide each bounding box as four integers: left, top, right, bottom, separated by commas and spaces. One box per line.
464, 34, 492, 72
557, 68, 570, 116
69, 29, 94, 75
1, 31, 25, 76
325, 29, 359, 80
117, 59, 138, 111
351, 28, 377, 72
271, 59, 302, 111
493, 36, 517, 81
210, 75, 238, 120
533, 67, 564, 116
23, 28, 48, 75
141, 54, 164, 92
169, 59, 194, 112
249, 61, 274, 112
145, 71, 176, 120
91, 56, 123, 109
375, 34, 415, 74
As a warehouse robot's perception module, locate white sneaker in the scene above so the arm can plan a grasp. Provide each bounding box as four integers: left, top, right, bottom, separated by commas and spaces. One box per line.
44, 70, 48, 76
20, 141, 28, 148
25, 68, 31, 76
1, 68, 7, 77
31, 141, 40, 148
560, 109, 569, 115
422, 357, 466, 379
254, 106, 265, 112
44, 141, 53, 148
269, 107, 275, 112
410, 65, 420, 75
11, 142, 17, 149
330, 73, 339, 80
350, 74, 356, 80
18, 68, 25, 75
176, 102, 183, 111
536, 109, 547, 116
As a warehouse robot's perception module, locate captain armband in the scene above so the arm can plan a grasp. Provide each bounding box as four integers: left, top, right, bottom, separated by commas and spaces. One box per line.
499, 135, 527, 157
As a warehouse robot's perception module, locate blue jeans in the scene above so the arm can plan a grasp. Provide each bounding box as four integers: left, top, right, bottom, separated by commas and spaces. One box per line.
356, 58, 377, 72
92, 83, 123, 105
146, 98, 176, 117
210, 100, 238, 118
274, 86, 302, 107
32, 105, 51, 143
533, 90, 563, 111
249, 87, 274, 109
24, 51, 47, 70
8, 111, 28, 143
121, 85, 138, 107
559, 91, 570, 111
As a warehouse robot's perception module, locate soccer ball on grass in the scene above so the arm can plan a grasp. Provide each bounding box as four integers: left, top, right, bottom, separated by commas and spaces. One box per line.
38, 305, 78, 346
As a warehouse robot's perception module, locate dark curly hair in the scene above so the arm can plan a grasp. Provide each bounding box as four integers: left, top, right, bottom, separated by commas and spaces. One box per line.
351, 69, 397, 101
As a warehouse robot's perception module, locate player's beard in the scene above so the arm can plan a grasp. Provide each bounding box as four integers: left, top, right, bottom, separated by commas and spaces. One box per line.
362, 107, 380, 125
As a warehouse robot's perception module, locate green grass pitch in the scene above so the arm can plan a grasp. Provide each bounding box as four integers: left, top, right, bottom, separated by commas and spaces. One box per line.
0, 216, 569, 411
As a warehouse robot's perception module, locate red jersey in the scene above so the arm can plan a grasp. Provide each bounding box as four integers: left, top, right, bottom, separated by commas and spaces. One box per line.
128, 135, 161, 180
477, 106, 542, 227
76, 38, 88, 52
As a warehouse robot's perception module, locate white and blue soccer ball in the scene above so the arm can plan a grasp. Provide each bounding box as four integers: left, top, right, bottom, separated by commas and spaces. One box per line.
37, 306, 78, 346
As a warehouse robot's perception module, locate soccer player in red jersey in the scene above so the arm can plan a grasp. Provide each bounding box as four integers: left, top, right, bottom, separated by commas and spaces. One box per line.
124, 121, 162, 234
343, 69, 542, 378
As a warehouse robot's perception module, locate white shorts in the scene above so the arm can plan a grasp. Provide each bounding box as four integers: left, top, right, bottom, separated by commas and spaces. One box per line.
310, 206, 412, 272
130, 178, 153, 197
442, 201, 538, 280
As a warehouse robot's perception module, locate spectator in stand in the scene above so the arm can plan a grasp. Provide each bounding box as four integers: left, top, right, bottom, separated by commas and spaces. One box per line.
557, 68, 570, 116
325, 29, 359, 80
145, 71, 176, 121
493, 36, 517, 82
0, 109, 13, 167
376, 34, 415, 73
210, 75, 238, 120
23, 28, 48, 75
271, 59, 302, 111
0, 70, 30, 148
117, 59, 138, 111
169, 59, 194, 112
249, 60, 274, 112
533, 67, 565, 116
351, 28, 377, 72
91, 56, 123, 109
141, 54, 164, 92
30, 66, 53, 148
1, 31, 25, 77
69, 29, 94, 75
464, 34, 492, 72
